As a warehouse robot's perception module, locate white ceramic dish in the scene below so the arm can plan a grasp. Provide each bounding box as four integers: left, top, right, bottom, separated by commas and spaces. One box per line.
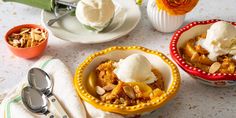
147, 0, 185, 33
41, 0, 141, 44
74, 46, 181, 116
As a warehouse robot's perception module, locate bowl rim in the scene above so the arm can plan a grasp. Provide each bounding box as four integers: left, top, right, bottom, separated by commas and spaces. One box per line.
170, 19, 236, 81
74, 46, 180, 115
4, 24, 48, 50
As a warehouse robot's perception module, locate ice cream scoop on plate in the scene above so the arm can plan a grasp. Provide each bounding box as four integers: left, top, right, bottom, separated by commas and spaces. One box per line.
76, 0, 115, 32
41, 0, 141, 43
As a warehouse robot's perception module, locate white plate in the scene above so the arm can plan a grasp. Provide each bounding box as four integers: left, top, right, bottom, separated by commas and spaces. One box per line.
41, 0, 141, 44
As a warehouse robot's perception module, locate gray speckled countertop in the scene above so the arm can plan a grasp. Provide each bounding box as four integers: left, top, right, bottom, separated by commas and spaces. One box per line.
1, 0, 236, 118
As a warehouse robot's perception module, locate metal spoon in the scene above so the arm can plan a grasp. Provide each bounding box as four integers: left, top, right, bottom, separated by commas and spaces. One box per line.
21, 86, 54, 118
55, 0, 77, 8
49, 0, 77, 26
28, 68, 69, 118
48, 9, 75, 26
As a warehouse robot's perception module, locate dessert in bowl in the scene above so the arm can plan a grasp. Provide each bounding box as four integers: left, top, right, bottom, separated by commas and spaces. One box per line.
74, 46, 180, 116
170, 19, 236, 87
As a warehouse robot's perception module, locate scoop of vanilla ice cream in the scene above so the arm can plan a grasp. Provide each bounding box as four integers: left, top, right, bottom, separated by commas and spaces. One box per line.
200, 21, 236, 61
113, 54, 157, 84
76, 0, 115, 31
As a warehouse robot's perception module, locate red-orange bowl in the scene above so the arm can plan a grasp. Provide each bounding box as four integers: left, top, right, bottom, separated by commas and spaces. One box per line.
4, 24, 48, 59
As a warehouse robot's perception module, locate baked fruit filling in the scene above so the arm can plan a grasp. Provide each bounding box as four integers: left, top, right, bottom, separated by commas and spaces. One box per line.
86, 55, 165, 106
181, 33, 236, 74
180, 21, 236, 74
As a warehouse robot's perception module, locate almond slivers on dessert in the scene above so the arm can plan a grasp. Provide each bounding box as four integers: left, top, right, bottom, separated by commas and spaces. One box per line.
86, 54, 165, 106
181, 22, 236, 74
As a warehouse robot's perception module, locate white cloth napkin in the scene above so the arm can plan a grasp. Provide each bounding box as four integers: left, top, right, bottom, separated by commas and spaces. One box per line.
0, 56, 126, 118
83, 102, 124, 118
0, 56, 87, 118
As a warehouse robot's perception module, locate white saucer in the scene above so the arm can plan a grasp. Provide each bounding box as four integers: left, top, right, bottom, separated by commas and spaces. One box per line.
41, 0, 141, 44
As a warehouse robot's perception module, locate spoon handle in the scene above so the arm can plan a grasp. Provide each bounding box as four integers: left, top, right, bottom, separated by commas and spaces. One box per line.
46, 112, 55, 118
56, 0, 77, 8
48, 95, 69, 118
47, 10, 75, 26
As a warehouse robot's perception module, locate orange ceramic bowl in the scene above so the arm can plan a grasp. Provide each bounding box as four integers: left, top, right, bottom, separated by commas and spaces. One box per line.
5, 24, 48, 59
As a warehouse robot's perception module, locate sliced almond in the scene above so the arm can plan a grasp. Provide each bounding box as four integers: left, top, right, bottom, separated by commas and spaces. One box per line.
119, 98, 125, 103
133, 85, 142, 98
26, 39, 31, 48
20, 28, 30, 34
32, 28, 42, 34
133, 85, 141, 93
113, 99, 120, 105
103, 84, 116, 91
149, 93, 154, 99
96, 86, 105, 95
41, 32, 46, 39
123, 86, 136, 99
19, 38, 25, 47
209, 62, 221, 73
11, 33, 21, 39
8, 27, 46, 48
12, 40, 20, 47
31, 40, 34, 47
30, 31, 35, 39
34, 33, 43, 41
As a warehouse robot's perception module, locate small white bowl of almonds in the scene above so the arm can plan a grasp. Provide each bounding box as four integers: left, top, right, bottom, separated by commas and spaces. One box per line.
5, 24, 48, 59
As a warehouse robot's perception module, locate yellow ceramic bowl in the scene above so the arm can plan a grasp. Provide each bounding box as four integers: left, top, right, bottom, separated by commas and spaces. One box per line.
74, 46, 180, 115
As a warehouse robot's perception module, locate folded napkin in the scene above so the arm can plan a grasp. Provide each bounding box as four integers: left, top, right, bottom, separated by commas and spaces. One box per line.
0, 56, 87, 118
83, 102, 124, 118
0, 56, 126, 118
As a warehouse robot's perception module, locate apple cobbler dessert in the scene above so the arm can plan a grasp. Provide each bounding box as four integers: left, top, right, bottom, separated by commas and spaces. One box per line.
86, 54, 165, 106
181, 21, 236, 74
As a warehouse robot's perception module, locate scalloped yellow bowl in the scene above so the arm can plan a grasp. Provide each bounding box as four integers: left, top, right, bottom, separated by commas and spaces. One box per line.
74, 46, 181, 115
